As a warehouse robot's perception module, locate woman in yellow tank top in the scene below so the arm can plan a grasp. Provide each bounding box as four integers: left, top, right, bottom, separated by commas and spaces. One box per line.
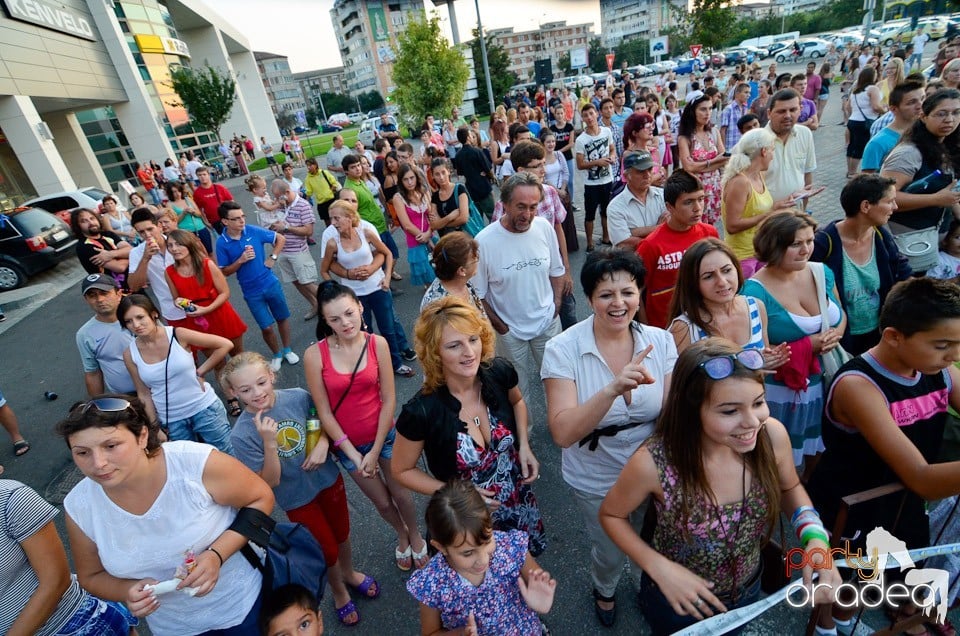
721, 128, 796, 277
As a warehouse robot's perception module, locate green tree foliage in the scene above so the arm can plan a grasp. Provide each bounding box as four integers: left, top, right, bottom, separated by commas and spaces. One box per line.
392, 13, 469, 131
358, 91, 385, 112
167, 65, 236, 142
318, 92, 355, 116
558, 51, 572, 76
588, 37, 608, 73
304, 107, 321, 127
470, 28, 517, 114
615, 37, 652, 67
690, 0, 736, 52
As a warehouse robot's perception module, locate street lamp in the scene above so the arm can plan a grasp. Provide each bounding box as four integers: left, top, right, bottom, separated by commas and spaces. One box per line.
474, 0, 495, 113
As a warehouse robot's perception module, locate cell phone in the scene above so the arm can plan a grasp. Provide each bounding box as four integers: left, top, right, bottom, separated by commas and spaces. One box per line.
722, 151, 731, 157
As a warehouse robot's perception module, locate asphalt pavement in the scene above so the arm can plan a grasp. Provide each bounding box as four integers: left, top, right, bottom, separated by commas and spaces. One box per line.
0, 58, 956, 635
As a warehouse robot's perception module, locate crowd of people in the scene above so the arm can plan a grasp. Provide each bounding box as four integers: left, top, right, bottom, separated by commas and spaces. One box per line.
2, 30, 960, 636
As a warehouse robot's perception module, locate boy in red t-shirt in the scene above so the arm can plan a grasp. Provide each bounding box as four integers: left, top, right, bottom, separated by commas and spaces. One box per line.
636, 170, 718, 327
135, 161, 162, 206
192, 165, 233, 234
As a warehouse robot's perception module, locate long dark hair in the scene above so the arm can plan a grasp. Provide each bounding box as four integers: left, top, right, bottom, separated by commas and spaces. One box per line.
902, 88, 960, 175
678, 95, 713, 138
655, 338, 781, 540
667, 239, 744, 331
315, 280, 361, 340
166, 229, 207, 286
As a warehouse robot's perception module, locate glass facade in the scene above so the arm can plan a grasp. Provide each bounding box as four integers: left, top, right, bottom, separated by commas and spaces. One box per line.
0, 127, 36, 212
77, 0, 219, 190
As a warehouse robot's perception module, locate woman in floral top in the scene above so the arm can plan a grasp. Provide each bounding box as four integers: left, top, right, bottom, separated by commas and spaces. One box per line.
678, 95, 729, 231
392, 296, 545, 555
419, 232, 486, 318
599, 338, 839, 635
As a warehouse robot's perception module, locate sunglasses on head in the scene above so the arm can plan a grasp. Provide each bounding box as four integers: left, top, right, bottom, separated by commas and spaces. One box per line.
698, 349, 765, 380
78, 397, 136, 417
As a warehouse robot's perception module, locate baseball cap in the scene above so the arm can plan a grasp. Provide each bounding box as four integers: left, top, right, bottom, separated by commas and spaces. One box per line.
623, 150, 654, 172
81, 273, 119, 294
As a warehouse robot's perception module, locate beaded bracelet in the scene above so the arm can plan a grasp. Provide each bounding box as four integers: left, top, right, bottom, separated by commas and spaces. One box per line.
332, 434, 349, 448
791, 505, 817, 525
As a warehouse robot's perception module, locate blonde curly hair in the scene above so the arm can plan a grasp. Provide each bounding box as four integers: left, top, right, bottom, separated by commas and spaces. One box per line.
415, 296, 495, 394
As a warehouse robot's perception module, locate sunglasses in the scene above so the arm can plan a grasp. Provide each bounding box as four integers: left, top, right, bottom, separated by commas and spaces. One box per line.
698, 349, 765, 380
79, 397, 136, 417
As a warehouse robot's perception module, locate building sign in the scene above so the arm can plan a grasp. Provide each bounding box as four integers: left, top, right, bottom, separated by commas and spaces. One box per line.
368, 3, 389, 42
134, 34, 191, 59
570, 47, 588, 69
650, 36, 669, 58
1, 0, 96, 41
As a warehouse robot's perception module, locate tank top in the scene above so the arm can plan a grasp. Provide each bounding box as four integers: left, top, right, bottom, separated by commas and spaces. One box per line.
809, 353, 950, 549
128, 326, 218, 423
331, 227, 385, 296
318, 335, 382, 446
670, 297, 764, 350
850, 88, 880, 122
647, 438, 769, 601
724, 176, 773, 260
173, 201, 205, 232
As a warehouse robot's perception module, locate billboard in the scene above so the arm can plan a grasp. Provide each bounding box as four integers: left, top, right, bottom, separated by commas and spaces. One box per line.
570, 47, 588, 69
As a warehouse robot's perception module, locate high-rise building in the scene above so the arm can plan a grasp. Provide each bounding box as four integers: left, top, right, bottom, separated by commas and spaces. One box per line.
778, 0, 830, 15
292, 67, 347, 122
600, 0, 688, 48
254, 51, 306, 125
0, 0, 277, 202
329, 0, 423, 98
486, 21, 594, 83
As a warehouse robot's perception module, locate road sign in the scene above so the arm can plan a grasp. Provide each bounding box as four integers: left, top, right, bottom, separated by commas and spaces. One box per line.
570, 47, 588, 69
690, 44, 702, 58
650, 36, 669, 58
605, 53, 615, 72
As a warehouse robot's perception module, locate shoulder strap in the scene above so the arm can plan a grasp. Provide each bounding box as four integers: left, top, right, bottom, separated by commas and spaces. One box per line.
331, 335, 369, 415
322, 170, 338, 190
164, 327, 176, 428
810, 263, 830, 334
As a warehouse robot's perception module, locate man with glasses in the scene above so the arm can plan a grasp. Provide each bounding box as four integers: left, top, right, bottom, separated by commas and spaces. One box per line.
216, 201, 298, 372
76, 274, 135, 397
128, 208, 188, 327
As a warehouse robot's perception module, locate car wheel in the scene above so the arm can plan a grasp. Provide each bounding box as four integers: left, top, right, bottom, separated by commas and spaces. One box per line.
812, 51, 823, 58
884, 38, 893, 46
776, 54, 785, 63
0, 262, 26, 291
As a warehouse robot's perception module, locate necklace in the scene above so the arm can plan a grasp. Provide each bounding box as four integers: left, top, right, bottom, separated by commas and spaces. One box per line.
707, 459, 747, 604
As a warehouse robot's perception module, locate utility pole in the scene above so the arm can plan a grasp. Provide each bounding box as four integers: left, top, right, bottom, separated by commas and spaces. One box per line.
474, 0, 495, 113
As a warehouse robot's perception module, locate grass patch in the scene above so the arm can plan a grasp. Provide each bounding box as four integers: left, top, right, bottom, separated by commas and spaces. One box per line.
247, 128, 360, 171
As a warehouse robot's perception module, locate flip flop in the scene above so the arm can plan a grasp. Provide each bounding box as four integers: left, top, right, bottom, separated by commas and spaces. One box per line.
13, 440, 29, 457
226, 398, 242, 417
348, 574, 380, 599
411, 542, 430, 569
335, 600, 360, 627
395, 546, 413, 571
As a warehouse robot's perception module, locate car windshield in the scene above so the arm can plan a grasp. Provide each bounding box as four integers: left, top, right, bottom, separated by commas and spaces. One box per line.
84, 188, 111, 200
11, 209, 60, 235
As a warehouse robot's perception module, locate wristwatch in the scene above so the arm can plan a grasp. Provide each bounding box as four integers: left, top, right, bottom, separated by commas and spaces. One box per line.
270, 254, 278, 261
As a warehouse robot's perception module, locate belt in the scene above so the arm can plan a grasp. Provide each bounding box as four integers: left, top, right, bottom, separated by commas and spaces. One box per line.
578, 420, 651, 451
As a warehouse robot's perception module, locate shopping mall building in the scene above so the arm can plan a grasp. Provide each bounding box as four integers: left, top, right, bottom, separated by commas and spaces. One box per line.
0, 0, 278, 210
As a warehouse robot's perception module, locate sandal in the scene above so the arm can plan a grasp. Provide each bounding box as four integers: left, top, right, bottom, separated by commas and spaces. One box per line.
411, 542, 430, 569
391, 271, 403, 281
348, 574, 380, 599
930, 618, 957, 636
395, 546, 413, 571
226, 398, 242, 417
335, 600, 360, 627
13, 440, 29, 457
592, 589, 616, 628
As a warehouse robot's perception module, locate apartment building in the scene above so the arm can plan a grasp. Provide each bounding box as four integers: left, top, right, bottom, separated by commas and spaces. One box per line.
600, 0, 689, 48
487, 21, 594, 83
254, 51, 306, 124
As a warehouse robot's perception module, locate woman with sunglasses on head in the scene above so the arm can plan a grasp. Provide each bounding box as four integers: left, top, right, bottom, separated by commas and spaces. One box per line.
742, 212, 846, 480
119, 294, 236, 455
599, 339, 839, 635
668, 238, 790, 371
392, 295, 545, 556
542, 248, 677, 627
57, 396, 274, 636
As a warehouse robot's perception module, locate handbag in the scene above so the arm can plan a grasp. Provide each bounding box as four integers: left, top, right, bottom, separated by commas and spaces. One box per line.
888, 220, 941, 273
231, 507, 328, 601
811, 262, 852, 385
456, 184, 487, 238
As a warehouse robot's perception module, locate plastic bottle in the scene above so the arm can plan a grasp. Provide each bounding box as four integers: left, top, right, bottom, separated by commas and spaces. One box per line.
176, 298, 209, 330
904, 169, 943, 194
305, 408, 322, 455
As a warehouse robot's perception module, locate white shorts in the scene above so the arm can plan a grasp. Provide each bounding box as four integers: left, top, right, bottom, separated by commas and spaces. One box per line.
277, 249, 319, 284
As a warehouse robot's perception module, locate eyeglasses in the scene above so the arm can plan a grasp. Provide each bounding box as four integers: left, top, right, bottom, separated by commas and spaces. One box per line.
698, 349, 765, 380
79, 397, 136, 417
929, 109, 960, 120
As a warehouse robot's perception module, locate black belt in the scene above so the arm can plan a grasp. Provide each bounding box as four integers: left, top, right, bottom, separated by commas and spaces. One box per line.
579, 420, 650, 451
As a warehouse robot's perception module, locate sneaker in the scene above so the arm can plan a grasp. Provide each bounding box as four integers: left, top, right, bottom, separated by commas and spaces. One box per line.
836, 618, 876, 636
401, 348, 417, 361
269, 356, 282, 372
394, 364, 415, 377
283, 350, 300, 365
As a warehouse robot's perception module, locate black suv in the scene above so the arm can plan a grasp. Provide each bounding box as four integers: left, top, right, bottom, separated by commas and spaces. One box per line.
0, 207, 77, 290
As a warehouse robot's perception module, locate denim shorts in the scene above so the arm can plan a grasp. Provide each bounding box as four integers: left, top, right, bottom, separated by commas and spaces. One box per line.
54, 594, 137, 636
166, 399, 235, 457
334, 427, 396, 472
244, 279, 291, 329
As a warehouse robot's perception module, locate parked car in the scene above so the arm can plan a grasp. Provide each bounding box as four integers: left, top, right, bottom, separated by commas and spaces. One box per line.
723, 48, 749, 66
832, 32, 879, 48
0, 207, 77, 290
327, 113, 351, 127
319, 122, 343, 133
674, 56, 706, 75
24, 188, 127, 225
773, 38, 830, 62
347, 112, 365, 124
886, 17, 950, 45
768, 41, 791, 58
358, 114, 398, 147
706, 51, 726, 68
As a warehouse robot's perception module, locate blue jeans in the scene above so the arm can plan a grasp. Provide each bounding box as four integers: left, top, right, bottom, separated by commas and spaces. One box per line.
147, 188, 163, 206
380, 230, 400, 260
54, 594, 137, 635
166, 399, 235, 456
359, 288, 409, 371
565, 157, 575, 196
639, 566, 761, 636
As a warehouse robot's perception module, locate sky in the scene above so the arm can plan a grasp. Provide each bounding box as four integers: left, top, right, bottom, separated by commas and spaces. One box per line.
202, 0, 602, 73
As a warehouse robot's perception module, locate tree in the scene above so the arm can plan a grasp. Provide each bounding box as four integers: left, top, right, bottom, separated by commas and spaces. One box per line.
318, 92, 354, 116
469, 28, 517, 113
276, 113, 297, 131
167, 65, 236, 141
588, 37, 608, 73
392, 13, 469, 131
558, 51, 572, 76
304, 107, 321, 127
615, 37, 651, 67
689, 0, 736, 52
358, 91, 385, 112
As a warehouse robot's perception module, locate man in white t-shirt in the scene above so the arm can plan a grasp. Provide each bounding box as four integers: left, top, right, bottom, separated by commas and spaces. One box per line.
575, 102, 616, 251
909, 28, 929, 72
127, 208, 188, 326
473, 172, 565, 398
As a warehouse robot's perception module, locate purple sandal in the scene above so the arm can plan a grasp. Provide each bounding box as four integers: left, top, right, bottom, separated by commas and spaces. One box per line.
336, 600, 360, 627
348, 574, 380, 599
